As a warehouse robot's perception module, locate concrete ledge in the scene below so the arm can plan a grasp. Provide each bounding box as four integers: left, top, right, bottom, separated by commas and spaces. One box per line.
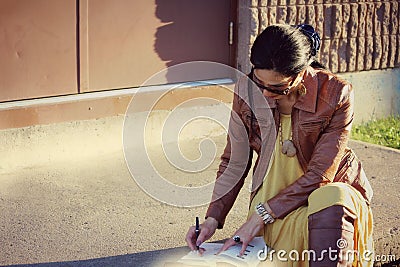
0, 81, 234, 130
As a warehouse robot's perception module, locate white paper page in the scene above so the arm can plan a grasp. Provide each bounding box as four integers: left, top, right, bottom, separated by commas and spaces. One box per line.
178, 237, 269, 266
218, 237, 267, 264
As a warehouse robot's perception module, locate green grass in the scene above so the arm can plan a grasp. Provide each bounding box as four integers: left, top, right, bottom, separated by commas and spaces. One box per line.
351, 116, 400, 150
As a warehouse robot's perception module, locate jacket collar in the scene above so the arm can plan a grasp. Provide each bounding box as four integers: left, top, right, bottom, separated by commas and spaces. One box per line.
264, 66, 319, 113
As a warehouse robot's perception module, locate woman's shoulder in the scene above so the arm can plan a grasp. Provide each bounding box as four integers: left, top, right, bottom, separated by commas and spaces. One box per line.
313, 68, 351, 88
312, 67, 353, 106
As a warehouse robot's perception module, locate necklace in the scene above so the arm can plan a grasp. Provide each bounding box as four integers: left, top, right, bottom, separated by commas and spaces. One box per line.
279, 117, 297, 157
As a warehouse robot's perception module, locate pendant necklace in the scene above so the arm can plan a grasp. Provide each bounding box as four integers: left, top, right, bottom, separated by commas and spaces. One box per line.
277, 80, 305, 157
279, 117, 297, 157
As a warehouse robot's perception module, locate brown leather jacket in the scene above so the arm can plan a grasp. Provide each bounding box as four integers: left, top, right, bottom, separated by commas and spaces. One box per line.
206, 67, 373, 229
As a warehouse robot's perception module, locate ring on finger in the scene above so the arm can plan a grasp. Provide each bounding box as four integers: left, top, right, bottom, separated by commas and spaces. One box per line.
233, 235, 241, 243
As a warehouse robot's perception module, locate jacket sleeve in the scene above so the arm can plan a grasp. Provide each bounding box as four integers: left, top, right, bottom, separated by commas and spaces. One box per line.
267, 83, 354, 219
205, 81, 253, 229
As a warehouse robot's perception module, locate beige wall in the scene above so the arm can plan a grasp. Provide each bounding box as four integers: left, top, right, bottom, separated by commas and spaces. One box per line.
0, 0, 234, 102
0, 0, 77, 102
341, 68, 400, 123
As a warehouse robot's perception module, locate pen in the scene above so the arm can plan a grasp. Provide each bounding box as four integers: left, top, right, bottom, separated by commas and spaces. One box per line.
195, 216, 200, 250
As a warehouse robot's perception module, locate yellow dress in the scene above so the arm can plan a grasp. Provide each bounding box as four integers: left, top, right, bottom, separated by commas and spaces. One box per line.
249, 114, 374, 267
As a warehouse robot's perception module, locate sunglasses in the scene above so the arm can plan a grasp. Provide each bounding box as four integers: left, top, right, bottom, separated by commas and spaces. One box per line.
251, 68, 297, 95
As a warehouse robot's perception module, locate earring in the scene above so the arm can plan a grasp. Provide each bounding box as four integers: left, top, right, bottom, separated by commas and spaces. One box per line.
298, 82, 307, 96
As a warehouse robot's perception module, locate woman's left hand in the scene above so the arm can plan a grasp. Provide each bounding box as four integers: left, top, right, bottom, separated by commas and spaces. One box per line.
217, 213, 264, 256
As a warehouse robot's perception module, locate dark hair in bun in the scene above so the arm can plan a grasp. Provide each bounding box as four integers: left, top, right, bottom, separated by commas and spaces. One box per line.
250, 24, 325, 76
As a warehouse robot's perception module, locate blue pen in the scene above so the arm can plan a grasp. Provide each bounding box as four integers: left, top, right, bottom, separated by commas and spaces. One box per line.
195, 216, 200, 250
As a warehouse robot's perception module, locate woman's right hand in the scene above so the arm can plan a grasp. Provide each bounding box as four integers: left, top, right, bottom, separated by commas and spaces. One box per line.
185, 217, 218, 251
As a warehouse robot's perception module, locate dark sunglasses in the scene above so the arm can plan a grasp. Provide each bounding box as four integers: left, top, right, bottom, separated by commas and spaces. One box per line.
250, 68, 296, 95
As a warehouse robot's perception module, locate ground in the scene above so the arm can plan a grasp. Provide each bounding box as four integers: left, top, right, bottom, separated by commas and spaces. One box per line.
0, 115, 399, 266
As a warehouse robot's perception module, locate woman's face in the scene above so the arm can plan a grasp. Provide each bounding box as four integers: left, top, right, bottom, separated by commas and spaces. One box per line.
253, 69, 302, 100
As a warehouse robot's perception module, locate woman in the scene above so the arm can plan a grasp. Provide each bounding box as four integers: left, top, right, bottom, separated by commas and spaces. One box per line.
186, 24, 374, 266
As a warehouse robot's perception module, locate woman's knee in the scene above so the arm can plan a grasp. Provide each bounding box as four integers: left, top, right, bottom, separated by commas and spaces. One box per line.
308, 182, 353, 206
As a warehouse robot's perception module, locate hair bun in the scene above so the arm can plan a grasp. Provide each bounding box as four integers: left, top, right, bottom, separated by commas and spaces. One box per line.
295, 24, 321, 56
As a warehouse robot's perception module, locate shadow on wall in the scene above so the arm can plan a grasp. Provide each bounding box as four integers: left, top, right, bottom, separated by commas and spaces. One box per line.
153, 0, 233, 84
154, 0, 209, 67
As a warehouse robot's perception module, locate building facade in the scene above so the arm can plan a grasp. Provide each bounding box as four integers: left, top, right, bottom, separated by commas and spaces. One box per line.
0, 0, 399, 128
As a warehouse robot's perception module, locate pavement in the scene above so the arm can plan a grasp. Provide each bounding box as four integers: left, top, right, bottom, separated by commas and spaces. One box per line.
0, 114, 399, 267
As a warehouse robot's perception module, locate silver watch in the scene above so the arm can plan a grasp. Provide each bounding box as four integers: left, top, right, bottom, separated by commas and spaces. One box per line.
255, 203, 275, 224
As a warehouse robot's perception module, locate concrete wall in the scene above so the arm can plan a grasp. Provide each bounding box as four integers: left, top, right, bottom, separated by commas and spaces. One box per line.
341, 68, 400, 123
236, 0, 400, 119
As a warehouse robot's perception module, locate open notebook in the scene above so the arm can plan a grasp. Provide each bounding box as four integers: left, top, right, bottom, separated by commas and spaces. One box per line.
175, 236, 275, 266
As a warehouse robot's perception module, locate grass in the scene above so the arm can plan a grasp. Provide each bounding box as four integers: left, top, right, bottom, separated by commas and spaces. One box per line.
351, 116, 400, 150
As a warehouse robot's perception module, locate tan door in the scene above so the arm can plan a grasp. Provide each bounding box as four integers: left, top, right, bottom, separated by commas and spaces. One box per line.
0, 0, 77, 102
80, 0, 236, 92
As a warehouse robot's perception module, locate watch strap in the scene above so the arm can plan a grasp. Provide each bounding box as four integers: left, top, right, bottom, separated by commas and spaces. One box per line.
255, 203, 275, 224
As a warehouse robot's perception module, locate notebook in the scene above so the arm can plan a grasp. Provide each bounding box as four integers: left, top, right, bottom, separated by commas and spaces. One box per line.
175, 236, 275, 266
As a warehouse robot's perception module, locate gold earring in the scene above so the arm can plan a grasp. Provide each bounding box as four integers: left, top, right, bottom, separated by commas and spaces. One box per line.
298, 82, 307, 96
